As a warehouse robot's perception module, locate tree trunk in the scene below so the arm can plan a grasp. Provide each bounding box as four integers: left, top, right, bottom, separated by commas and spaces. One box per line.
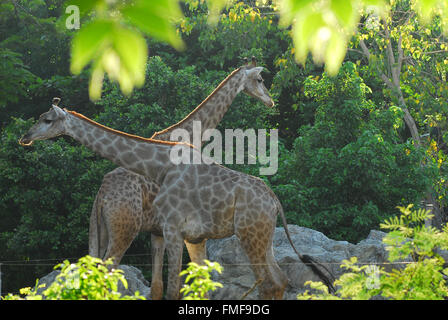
359, 25, 443, 227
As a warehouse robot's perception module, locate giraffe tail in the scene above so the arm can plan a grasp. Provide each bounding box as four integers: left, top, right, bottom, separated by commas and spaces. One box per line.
276, 200, 336, 294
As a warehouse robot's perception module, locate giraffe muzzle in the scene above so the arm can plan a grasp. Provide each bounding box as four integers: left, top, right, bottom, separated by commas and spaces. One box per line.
18, 135, 34, 146
266, 99, 275, 108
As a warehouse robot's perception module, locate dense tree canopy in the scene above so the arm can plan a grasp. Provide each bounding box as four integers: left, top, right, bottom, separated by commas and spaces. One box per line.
0, 0, 446, 295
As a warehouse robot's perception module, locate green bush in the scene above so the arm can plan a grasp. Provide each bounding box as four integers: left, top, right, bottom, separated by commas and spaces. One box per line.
272, 63, 434, 242
2, 255, 145, 300
180, 260, 223, 300
297, 205, 448, 300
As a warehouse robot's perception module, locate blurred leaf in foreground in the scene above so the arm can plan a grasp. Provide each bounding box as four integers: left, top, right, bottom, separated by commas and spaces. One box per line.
68, 0, 183, 100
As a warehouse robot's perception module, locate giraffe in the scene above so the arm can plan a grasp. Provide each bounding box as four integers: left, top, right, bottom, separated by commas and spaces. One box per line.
19, 103, 334, 299
88, 58, 274, 299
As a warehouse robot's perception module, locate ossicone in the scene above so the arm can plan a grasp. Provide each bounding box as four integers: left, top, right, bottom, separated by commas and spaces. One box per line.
52, 97, 61, 106
251, 56, 257, 67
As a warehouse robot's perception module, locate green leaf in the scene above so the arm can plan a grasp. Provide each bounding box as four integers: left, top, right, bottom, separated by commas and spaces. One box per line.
123, 0, 184, 50
88, 61, 105, 101
207, 0, 229, 23
325, 31, 347, 76
330, 0, 354, 27
64, 0, 105, 16
112, 25, 148, 88
415, 0, 438, 22
71, 19, 148, 99
292, 11, 324, 64
278, 0, 314, 26
361, 0, 386, 7
70, 19, 113, 74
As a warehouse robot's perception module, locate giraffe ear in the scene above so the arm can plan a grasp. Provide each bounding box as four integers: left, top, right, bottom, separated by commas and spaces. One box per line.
50, 105, 67, 119
245, 66, 263, 78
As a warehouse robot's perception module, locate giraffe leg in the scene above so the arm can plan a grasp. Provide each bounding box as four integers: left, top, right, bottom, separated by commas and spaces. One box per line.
103, 231, 139, 268
266, 241, 288, 299
103, 210, 140, 268
184, 239, 207, 264
164, 231, 184, 300
184, 239, 209, 298
236, 220, 286, 300
150, 233, 165, 300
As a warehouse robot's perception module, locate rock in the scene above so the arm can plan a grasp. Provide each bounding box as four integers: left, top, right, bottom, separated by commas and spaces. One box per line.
116, 265, 151, 299
35, 264, 151, 299
206, 225, 394, 300
35, 226, 440, 300
35, 270, 60, 296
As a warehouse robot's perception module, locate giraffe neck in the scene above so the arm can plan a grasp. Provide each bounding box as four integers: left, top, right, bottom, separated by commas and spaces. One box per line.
63, 111, 182, 184
151, 67, 246, 145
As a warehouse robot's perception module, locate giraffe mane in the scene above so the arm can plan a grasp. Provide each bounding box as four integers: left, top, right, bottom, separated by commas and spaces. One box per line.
150, 66, 243, 139
64, 109, 195, 148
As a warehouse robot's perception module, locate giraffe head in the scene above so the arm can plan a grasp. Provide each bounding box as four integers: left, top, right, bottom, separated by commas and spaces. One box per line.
241, 57, 274, 108
19, 98, 67, 146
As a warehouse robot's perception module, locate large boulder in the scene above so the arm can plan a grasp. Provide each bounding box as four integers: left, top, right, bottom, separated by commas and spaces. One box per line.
36, 225, 445, 300
206, 225, 393, 300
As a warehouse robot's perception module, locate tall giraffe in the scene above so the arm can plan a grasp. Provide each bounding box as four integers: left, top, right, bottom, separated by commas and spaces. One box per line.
89, 59, 274, 299
19, 104, 334, 299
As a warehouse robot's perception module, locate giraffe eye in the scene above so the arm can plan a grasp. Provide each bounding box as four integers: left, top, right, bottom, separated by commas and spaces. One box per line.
43, 119, 52, 124
257, 79, 263, 83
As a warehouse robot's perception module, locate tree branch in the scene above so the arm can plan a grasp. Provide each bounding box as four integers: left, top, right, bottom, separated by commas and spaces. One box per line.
421, 49, 448, 55
347, 48, 365, 56
359, 39, 395, 91
359, 39, 371, 59
381, 73, 395, 91
394, 33, 403, 87
384, 23, 396, 81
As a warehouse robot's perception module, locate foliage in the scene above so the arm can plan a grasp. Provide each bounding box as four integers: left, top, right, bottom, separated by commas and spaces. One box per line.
0, 117, 115, 292
276, 0, 447, 75
1, 0, 447, 298
297, 205, 448, 300
182, 1, 282, 71
0, 0, 71, 79
352, 0, 448, 219
2, 255, 145, 300
0, 49, 35, 109
65, 0, 186, 100
179, 260, 223, 300
65, 0, 448, 98
277, 0, 385, 75
272, 62, 434, 242
0, 0, 93, 125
